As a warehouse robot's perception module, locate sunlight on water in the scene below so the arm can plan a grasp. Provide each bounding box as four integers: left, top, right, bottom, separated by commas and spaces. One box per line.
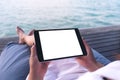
0, 0, 120, 37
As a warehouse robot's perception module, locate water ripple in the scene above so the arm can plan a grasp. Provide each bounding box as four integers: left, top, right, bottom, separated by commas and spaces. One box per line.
0, 0, 120, 37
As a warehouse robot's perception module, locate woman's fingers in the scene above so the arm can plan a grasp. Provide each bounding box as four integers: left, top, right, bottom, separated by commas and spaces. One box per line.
30, 44, 36, 57
83, 39, 92, 54
30, 44, 39, 68
41, 61, 50, 67
30, 44, 50, 66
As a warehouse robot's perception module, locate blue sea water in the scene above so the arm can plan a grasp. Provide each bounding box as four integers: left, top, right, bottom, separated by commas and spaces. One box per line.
0, 0, 120, 37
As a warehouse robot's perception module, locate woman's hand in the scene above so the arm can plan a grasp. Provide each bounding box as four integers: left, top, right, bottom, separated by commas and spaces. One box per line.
76, 40, 103, 72
28, 44, 50, 80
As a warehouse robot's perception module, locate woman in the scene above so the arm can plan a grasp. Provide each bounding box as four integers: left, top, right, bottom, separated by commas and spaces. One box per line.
0, 27, 111, 80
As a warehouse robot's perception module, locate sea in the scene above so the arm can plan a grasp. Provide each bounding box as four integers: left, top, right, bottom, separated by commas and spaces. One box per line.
0, 0, 120, 37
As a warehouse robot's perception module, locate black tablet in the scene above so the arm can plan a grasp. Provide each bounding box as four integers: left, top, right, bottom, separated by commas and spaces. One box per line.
34, 28, 87, 62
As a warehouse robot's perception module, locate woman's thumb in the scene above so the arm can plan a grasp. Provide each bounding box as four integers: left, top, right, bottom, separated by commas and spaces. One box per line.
30, 44, 37, 57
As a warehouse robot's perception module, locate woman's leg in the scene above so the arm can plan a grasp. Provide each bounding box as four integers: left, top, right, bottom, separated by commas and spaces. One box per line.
16, 27, 35, 46
0, 42, 30, 80
92, 49, 111, 65
0, 27, 37, 80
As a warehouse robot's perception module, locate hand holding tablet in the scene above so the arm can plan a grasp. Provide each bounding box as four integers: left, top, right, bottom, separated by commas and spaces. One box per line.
34, 28, 87, 62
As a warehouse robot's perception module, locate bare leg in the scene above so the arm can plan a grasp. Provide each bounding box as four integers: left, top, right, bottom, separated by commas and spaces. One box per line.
28, 29, 35, 36
24, 35, 34, 46
16, 27, 35, 46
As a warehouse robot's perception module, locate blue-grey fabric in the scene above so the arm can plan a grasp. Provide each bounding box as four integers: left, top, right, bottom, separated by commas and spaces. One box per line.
0, 42, 111, 80
0, 42, 30, 80
92, 49, 111, 65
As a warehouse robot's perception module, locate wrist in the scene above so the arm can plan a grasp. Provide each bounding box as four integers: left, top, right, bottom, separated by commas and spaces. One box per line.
28, 71, 44, 80
86, 61, 103, 72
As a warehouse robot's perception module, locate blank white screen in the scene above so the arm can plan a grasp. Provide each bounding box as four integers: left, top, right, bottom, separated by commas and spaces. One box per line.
39, 29, 83, 60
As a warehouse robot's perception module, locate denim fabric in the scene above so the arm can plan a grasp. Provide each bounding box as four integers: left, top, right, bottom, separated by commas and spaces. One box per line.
0, 42, 30, 80
92, 49, 111, 65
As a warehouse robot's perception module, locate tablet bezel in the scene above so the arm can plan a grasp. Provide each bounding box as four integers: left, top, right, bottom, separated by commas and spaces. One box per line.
34, 28, 87, 62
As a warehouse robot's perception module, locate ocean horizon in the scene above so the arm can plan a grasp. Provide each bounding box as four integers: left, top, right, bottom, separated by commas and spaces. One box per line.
0, 0, 120, 38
